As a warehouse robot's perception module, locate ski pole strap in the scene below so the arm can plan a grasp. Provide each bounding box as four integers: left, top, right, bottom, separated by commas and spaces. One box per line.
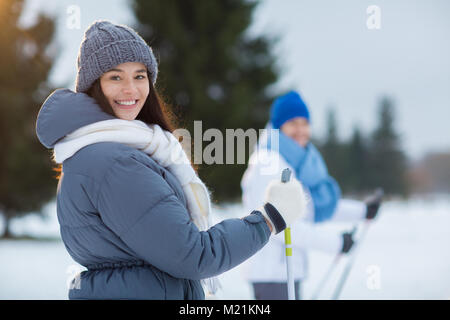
263, 202, 286, 234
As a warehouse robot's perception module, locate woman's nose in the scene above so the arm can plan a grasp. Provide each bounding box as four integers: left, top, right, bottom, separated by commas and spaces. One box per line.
121, 79, 138, 95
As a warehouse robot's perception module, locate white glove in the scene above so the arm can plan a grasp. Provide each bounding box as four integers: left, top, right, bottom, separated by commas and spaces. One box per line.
259, 178, 307, 234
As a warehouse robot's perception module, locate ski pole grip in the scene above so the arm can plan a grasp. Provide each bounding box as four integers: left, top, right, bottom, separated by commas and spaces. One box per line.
281, 168, 291, 183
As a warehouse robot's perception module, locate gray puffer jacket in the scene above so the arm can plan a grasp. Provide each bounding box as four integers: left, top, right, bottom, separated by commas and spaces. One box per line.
35, 89, 271, 300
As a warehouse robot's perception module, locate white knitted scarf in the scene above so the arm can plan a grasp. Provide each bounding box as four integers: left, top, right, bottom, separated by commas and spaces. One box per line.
53, 119, 220, 294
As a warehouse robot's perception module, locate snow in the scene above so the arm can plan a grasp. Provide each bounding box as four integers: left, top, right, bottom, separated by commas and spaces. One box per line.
1, 196, 449, 300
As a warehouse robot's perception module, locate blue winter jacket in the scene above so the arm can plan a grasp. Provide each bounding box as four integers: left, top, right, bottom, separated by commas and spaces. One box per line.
35, 89, 271, 300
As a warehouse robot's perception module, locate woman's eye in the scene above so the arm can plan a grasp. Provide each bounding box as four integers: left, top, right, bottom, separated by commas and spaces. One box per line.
108, 75, 146, 80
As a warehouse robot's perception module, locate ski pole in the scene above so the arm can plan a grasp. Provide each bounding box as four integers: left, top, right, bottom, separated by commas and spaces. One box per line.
310, 253, 342, 300
310, 225, 358, 300
332, 188, 383, 300
281, 168, 295, 300
332, 221, 371, 300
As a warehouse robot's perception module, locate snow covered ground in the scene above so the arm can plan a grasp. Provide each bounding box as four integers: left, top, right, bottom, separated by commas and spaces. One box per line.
1, 196, 449, 300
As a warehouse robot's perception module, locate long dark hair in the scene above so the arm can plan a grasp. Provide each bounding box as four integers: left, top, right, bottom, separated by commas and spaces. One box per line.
53, 72, 182, 180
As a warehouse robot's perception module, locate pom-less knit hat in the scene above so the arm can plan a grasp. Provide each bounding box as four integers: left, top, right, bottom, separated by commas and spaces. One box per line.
270, 91, 310, 129
75, 20, 158, 93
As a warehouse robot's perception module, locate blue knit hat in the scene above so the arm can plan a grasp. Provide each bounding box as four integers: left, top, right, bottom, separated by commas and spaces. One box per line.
75, 20, 158, 93
270, 91, 310, 129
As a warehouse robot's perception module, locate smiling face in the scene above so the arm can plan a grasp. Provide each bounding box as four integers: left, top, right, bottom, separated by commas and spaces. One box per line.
280, 117, 311, 147
99, 62, 150, 121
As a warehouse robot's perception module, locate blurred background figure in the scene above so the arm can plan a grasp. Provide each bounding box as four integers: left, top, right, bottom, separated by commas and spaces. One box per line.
241, 91, 382, 299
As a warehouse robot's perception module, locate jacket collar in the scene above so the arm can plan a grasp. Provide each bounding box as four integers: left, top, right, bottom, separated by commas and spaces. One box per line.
36, 89, 115, 148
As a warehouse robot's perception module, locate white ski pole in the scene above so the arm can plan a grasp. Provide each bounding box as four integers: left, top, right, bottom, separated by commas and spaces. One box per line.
281, 168, 295, 300
310, 253, 342, 300
332, 188, 383, 300
311, 225, 357, 300
332, 221, 371, 300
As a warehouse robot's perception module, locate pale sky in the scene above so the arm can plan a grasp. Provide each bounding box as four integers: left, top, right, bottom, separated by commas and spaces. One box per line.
23, 0, 450, 160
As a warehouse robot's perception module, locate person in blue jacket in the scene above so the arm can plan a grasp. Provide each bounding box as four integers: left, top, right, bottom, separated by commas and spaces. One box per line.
35, 20, 307, 300
241, 91, 383, 299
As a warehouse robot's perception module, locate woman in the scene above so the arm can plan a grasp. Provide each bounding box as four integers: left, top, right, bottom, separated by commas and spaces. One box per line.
241, 91, 382, 299
35, 21, 307, 300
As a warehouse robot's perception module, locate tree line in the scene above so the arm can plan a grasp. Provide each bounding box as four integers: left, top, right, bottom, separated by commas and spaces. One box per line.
316, 97, 408, 198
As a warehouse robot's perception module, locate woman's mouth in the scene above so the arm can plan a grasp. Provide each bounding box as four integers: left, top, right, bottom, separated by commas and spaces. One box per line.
114, 99, 139, 109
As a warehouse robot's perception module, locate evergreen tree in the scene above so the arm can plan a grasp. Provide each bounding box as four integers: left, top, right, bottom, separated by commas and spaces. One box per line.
320, 107, 348, 192
368, 96, 408, 196
131, 0, 279, 201
346, 125, 369, 195
0, 0, 57, 237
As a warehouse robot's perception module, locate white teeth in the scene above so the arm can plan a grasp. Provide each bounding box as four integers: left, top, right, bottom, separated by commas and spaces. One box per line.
116, 100, 137, 105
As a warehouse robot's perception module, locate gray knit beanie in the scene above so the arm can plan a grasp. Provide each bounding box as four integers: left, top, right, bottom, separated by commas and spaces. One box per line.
75, 20, 158, 93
